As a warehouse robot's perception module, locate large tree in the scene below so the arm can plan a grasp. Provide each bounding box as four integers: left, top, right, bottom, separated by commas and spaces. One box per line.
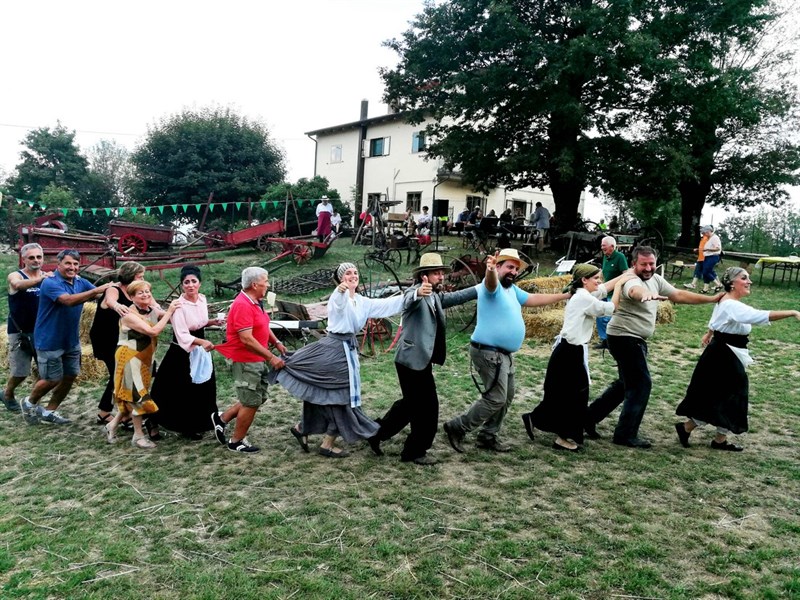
380, 0, 645, 229
130, 107, 286, 225
599, 0, 800, 245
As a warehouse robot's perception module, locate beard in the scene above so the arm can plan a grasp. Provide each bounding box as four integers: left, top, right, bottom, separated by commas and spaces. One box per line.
500, 273, 515, 288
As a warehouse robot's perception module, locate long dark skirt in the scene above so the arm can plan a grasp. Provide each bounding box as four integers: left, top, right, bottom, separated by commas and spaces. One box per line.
676, 337, 749, 434
271, 334, 379, 442
150, 343, 218, 435
530, 340, 588, 444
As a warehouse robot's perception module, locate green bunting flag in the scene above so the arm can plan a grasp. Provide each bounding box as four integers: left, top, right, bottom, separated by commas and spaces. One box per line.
221, 203, 228, 211
91, 208, 97, 215
144, 207, 151, 215
171, 204, 178, 213
194, 203, 201, 212
272, 201, 279, 208
61, 208, 68, 216
158, 206, 165, 214
76, 208, 84, 217
297, 199, 304, 206
181, 204, 188, 212
28, 202, 34, 208
105, 208, 112, 216
16, 199, 23, 205
260, 201, 266, 209
236, 202, 242, 210
131, 207, 138, 215
119, 207, 126, 215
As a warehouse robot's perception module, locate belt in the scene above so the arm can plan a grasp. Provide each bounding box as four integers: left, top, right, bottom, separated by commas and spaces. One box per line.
470, 341, 511, 356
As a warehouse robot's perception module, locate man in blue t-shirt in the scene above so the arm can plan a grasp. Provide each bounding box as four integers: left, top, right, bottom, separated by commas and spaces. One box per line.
443, 249, 569, 453
22, 249, 111, 425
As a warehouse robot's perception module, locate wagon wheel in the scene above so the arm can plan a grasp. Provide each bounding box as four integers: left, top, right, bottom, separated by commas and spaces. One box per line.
358, 318, 394, 358
442, 254, 480, 336
118, 233, 148, 255
257, 234, 275, 252
292, 245, 313, 265
269, 312, 305, 352
635, 227, 665, 260
577, 220, 600, 233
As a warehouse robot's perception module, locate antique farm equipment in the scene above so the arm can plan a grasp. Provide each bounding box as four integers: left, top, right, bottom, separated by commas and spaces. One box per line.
108, 220, 176, 255
202, 219, 286, 249
17, 220, 115, 269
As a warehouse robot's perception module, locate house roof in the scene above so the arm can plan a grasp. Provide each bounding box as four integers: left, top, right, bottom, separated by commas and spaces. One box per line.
304, 112, 408, 137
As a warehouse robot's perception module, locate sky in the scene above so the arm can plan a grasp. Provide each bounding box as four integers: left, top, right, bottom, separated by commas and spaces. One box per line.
0, 0, 795, 224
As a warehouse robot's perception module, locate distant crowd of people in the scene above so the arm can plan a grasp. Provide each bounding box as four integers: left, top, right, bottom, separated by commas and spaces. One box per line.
4, 239, 798, 460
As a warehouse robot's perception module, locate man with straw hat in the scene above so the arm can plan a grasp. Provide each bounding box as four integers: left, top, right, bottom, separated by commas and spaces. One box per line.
443, 248, 570, 453
369, 253, 478, 465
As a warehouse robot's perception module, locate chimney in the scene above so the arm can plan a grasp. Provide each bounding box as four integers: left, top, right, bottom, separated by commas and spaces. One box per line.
360, 99, 369, 121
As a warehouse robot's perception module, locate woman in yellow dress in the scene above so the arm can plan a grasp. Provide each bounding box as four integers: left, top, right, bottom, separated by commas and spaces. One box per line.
105, 280, 180, 449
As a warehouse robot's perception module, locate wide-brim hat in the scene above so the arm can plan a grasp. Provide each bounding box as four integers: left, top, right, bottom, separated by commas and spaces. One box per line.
413, 253, 451, 275
496, 248, 528, 271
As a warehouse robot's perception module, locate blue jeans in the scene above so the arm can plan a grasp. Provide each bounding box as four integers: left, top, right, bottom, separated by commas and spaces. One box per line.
702, 255, 720, 283
595, 297, 611, 340
587, 335, 651, 441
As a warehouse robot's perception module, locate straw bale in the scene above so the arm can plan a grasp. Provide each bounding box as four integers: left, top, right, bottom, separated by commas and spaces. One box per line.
517, 275, 571, 295
80, 301, 97, 344
523, 309, 564, 341
657, 300, 676, 324
0, 329, 106, 383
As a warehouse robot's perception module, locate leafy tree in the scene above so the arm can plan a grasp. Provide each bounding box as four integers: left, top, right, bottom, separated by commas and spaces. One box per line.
130, 107, 286, 225
718, 206, 800, 254
380, 0, 645, 230
6, 123, 115, 233
600, 0, 800, 245
87, 140, 134, 206
259, 176, 347, 236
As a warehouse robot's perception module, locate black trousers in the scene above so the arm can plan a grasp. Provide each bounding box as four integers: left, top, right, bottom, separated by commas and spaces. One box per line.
98, 356, 115, 413
376, 362, 438, 461
586, 335, 652, 441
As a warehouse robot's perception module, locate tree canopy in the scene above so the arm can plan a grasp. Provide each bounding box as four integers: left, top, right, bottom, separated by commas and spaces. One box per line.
130, 107, 286, 225
382, 0, 800, 242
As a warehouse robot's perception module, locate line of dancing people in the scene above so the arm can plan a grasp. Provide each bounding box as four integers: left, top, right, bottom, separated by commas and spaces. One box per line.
4, 243, 798, 460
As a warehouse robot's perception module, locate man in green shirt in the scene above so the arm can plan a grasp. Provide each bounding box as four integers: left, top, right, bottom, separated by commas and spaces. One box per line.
594, 236, 628, 350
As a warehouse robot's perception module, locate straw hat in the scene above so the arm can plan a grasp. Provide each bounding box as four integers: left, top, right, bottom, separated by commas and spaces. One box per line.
495, 248, 528, 271
413, 253, 451, 276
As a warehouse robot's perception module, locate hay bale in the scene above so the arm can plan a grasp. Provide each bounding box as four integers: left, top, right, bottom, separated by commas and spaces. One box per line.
80, 301, 97, 344
657, 300, 676, 324
519, 275, 571, 315
523, 309, 564, 341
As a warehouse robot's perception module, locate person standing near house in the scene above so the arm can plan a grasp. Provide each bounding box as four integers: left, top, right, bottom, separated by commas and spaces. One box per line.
594, 236, 628, 350
2, 243, 50, 412
22, 249, 112, 424
315, 195, 334, 242
530, 202, 551, 251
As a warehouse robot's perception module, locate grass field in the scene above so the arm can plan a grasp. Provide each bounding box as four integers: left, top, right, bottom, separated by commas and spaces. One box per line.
1, 238, 798, 599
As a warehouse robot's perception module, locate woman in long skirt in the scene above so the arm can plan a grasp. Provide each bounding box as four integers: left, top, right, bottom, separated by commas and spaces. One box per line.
271, 262, 404, 458
521, 264, 634, 451
675, 267, 800, 451
149, 265, 222, 440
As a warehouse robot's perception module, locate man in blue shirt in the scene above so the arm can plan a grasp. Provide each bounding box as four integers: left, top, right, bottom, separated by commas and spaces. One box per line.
443, 249, 569, 452
22, 249, 111, 425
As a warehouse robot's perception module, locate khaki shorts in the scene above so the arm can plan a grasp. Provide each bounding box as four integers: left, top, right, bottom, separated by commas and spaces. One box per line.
9, 333, 36, 377
231, 360, 269, 408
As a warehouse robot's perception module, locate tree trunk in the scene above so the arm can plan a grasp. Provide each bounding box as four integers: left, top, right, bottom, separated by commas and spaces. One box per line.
677, 181, 707, 247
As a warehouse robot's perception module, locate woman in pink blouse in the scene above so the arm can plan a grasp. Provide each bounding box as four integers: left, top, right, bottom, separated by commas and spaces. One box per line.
149, 265, 222, 440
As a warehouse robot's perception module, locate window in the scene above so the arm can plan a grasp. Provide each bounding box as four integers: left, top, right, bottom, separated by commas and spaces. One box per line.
406, 192, 422, 212
412, 131, 426, 153
365, 136, 391, 157
466, 195, 487, 213
330, 145, 342, 163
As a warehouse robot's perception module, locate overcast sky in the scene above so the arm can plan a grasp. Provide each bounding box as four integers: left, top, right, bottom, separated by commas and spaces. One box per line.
1, 0, 794, 223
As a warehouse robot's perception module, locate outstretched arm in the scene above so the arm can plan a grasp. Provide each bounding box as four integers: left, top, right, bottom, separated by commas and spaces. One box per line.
523, 292, 570, 308
768, 309, 800, 322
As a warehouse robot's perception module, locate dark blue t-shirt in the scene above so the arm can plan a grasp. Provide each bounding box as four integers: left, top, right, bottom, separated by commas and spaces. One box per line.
34, 271, 95, 351
7, 271, 41, 334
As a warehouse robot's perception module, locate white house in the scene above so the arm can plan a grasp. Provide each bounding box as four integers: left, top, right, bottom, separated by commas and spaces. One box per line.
305, 101, 582, 223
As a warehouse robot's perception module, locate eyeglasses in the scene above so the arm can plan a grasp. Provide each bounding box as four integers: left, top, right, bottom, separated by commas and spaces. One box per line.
25, 255, 43, 260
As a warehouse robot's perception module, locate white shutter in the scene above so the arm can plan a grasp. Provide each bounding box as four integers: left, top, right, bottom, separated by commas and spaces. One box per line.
383, 136, 391, 156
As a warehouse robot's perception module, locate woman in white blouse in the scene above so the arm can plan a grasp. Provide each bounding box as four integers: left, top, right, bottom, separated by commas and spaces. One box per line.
149, 265, 222, 440
522, 263, 634, 451
675, 267, 800, 451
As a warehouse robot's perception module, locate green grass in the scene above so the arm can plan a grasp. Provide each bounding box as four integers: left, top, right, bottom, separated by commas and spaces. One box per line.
1, 239, 799, 599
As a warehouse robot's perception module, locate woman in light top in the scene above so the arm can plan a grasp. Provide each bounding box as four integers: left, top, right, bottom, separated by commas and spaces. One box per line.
675, 267, 800, 451
521, 263, 637, 451
271, 262, 404, 458
149, 265, 222, 440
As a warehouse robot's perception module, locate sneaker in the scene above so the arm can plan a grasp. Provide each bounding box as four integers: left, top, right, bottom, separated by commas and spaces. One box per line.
228, 438, 260, 453
683, 283, 696, 289
211, 412, 227, 446
1, 390, 21, 413
21, 397, 39, 424
40, 410, 71, 425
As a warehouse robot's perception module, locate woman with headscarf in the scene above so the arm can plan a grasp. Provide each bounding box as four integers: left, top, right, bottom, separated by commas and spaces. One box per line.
105, 281, 181, 449
90, 261, 146, 425
684, 225, 723, 293
148, 265, 222, 440
521, 263, 636, 451
271, 262, 404, 458
675, 267, 800, 451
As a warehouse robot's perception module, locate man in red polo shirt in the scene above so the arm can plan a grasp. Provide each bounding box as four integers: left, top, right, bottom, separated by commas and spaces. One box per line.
212, 267, 286, 453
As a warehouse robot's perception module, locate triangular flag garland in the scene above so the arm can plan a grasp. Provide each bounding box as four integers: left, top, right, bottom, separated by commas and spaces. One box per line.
1, 195, 335, 216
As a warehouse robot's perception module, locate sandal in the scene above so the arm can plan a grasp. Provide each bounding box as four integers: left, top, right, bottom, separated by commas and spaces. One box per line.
96, 413, 113, 425
145, 419, 162, 441
105, 423, 118, 444
711, 439, 743, 452
290, 426, 310, 453
119, 419, 134, 432
132, 434, 156, 449
318, 447, 349, 458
